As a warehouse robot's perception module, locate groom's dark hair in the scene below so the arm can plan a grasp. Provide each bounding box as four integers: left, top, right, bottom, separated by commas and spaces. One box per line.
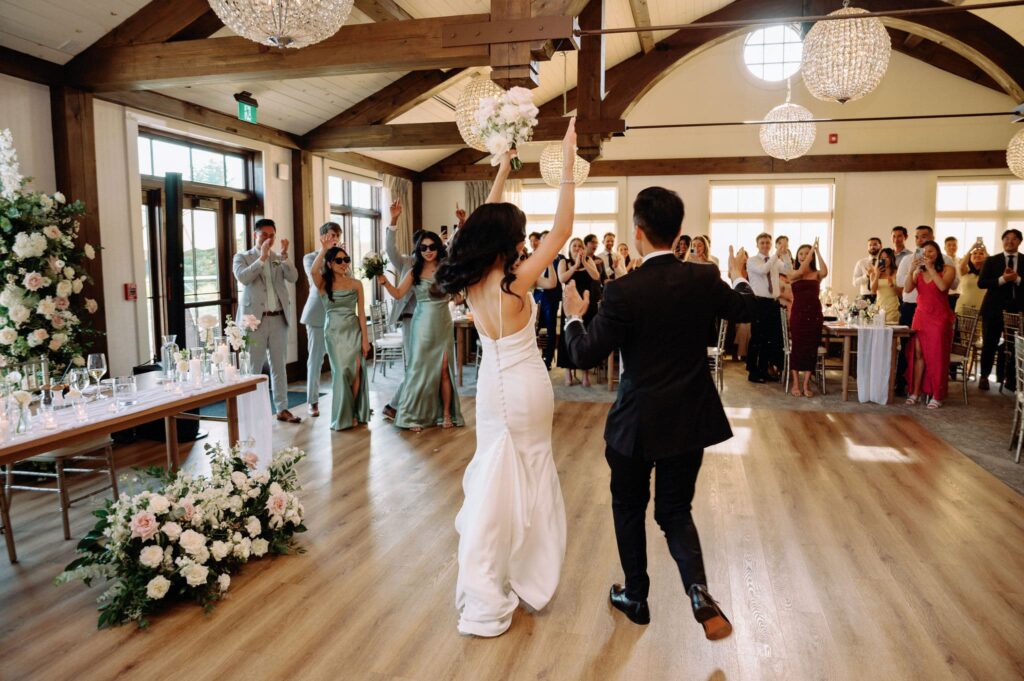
633, 187, 684, 249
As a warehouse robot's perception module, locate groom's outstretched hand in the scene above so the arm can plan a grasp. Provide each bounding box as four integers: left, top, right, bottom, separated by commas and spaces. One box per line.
563, 280, 590, 317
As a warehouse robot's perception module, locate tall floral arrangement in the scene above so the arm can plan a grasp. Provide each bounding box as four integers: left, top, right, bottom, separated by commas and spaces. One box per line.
57, 442, 307, 628
0, 129, 99, 372
474, 86, 539, 171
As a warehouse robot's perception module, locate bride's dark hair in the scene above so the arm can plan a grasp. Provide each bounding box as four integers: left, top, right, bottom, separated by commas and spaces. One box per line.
432, 202, 525, 300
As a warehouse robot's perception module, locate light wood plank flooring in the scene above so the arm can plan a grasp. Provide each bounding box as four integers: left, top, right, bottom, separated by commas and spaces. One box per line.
1, 395, 1023, 681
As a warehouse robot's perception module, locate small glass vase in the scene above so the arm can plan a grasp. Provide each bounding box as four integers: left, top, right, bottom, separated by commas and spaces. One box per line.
238, 350, 251, 376
15, 405, 29, 435
160, 334, 179, 379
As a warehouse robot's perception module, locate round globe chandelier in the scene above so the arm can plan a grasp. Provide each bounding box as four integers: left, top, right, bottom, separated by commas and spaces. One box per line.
1008, 128, 1024, 180
455, 78, 505, 151
208, 0, 354, 49
759, 82, 816, 161
801, 1, 891, 103
539, 144, 590, 187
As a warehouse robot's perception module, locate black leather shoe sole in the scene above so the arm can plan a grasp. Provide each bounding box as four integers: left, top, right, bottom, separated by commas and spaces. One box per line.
609, 585, 650, 625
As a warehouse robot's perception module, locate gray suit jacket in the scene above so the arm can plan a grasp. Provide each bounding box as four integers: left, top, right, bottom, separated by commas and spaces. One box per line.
300, 251, 325, 327
385, 226, 416, 326
233, 247, 299, 327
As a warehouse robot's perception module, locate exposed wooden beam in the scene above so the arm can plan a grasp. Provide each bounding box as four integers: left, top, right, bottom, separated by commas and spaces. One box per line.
168, 11, 225, 42
68, 15, 491, 90
421, 150, 1008, 180
91, 0, 217, 48
627, 0, 656, 54
354, 0, 414, 22
491, 0, 539, 88
576, 0, 606, 161
903, 0, 963, 48
0, 45, 62, 86
304, 118, 623, 151
320, 152, 418, 181
887, 28, 1001, 93
531, 0, 591, 16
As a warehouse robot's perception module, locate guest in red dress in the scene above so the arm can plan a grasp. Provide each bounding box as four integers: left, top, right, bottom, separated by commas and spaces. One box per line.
788, 241, 828, 397
904, 240, 956, 409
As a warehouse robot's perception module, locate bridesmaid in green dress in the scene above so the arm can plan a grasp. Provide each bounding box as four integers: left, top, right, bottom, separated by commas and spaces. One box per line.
311, 244, 370, 430
378, 231, 464, 432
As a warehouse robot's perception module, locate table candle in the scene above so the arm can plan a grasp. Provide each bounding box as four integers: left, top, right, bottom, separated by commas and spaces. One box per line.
189, 358, 202, 385
43, 412, 58, 430
225, 365, 238, 381
74, 402, 88, 422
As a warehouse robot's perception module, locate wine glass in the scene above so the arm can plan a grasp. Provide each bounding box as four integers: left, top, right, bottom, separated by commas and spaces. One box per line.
87, 353, 108, 394
68, 368, 88, 393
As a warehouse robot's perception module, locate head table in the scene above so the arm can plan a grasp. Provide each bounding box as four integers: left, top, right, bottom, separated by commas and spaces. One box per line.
823, 322, 916, 405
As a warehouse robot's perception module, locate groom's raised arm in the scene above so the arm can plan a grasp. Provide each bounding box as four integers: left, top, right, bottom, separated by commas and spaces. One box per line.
565, 282, 629, 370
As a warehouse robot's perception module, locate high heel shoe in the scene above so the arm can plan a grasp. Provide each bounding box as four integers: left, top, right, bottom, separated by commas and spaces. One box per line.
905, 394, 920, 405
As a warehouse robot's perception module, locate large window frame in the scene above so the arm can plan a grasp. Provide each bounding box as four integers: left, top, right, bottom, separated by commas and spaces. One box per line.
521, 182, 623, 251
327, 170, 383, 309
934, 176, 1024, 255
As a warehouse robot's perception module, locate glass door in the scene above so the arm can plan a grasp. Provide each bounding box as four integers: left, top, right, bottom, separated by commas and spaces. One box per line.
182, 200, 235, 349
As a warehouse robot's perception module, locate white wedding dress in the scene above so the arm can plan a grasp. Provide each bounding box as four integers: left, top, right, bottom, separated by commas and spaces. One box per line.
455, 290, 567, 637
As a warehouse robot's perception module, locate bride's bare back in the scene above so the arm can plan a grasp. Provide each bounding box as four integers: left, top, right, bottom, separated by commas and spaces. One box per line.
467, 267, 533, 340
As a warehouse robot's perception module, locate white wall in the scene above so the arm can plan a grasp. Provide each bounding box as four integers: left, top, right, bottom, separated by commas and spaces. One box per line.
0, 74, 55, 194
422, 181, 464, 234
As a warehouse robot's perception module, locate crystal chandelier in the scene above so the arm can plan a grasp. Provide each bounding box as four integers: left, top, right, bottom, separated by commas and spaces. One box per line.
539, 144, 590, 188
801, 1, 891, 103
759, 82, 816, 161
208, 0, 354, 49
455, 78, 505, 151
1009, 128, 1024, 180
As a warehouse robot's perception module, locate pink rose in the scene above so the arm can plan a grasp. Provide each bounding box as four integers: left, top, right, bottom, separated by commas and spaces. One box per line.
266, 493, 288, 516
129, 511, 159, 541
242, 451, 259, 470
51, 315, 65, 329
54, 297, 70, 311
179, 496, 196, 522
22, 272, 44, 292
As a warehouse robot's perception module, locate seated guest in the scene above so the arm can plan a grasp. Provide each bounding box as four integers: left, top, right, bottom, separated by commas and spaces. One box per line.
978, 229, 1023, 390
870, 247, 900, 324
788, 241, 828, 397
674, 234, 691, 260
904, 240, 956, 409
956, 243, 987, 335
853, 237, 883, 301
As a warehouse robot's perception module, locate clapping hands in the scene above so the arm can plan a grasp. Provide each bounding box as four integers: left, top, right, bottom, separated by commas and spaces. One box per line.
563, 280, 590, 317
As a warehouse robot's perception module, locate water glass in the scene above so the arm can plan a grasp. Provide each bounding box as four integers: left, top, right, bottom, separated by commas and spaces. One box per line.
114, 376, 138, 409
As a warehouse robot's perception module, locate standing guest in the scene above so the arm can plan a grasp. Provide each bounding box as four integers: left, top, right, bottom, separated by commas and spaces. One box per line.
684, 235, 718, 267
852, 237, 883, 301
310, 244, 370, 430
978, 229, 1023, 390
528, 232, 542, 254
775, 235, 794, 273
378, 231, 464, 431
788, 241, 828, 397
598, 232, 628, 280
383, 200, 417, 421
904, 241, 956, 408
300, 221, 342, 417
232, 218, 301, 423
745, 233, 785, 383
618, 242, 640, 273
956, 243, 988, 331
584, 234, 609, 284
557, 237, 602, 387
535, 231, 562, 370
891, 226, 912, 269
945, 236, 961, 309
675, 234, 692, 260
870, 247, 901, 324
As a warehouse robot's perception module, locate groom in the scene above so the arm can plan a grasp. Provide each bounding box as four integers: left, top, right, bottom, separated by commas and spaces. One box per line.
563, 186, 755, 640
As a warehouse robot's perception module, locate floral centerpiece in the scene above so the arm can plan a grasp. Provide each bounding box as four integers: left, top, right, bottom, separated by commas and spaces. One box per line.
474, 86, 539, 171
57, 442, 306, 628
361, 252, 388, 280
0, 129, 100, 373
196, 314, 219, 351
224, 314, 260, 352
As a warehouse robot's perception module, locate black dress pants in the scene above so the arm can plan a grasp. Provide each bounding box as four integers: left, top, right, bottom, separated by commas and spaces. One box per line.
747, 297, 782, 378
895, 302, 917, 391
605, 446, 706, 601
980, 312, 1006, 384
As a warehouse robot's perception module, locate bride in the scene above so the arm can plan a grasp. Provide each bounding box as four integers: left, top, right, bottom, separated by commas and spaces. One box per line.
432, 118, 577, 637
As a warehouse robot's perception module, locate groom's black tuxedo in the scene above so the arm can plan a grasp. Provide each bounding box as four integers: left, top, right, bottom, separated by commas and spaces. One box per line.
565, 254, 756, 460
564, 252, 755, 603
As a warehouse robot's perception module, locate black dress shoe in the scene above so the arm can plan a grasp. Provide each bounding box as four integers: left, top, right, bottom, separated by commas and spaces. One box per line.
979, 377, 990, 391
609, 584, 650, 625
747, 374, 767, 384
764, 373, 780, 383
383, 404, 397, 420
689, 584, 732, 641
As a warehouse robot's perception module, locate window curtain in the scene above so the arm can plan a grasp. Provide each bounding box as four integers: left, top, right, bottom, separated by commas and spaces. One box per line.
383, 174, 413, 254
503, 179, 522, 207
465, 181, 490, 215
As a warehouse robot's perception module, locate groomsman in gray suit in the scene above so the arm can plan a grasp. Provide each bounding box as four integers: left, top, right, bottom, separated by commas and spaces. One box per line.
382, 200, 416, 421
301, 221, 342, 418
233, 217, 302, 423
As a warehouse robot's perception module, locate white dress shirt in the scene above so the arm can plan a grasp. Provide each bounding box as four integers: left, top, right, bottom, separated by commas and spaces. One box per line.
896, 252, 959, 304
852, 255, 878, 296
746, 252, 782, 299
999, 251, 1022, 287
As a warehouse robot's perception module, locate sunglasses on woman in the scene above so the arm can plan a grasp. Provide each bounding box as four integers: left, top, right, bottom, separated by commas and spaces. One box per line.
333, 256, 351, 264
420, 243, 438, 252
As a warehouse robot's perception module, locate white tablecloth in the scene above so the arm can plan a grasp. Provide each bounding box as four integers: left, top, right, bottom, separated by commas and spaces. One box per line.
856, 325, 895, 405
237, 381, 272, 469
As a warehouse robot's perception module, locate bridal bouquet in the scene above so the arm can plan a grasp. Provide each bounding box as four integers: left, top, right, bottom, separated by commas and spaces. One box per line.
474, 86, 539, 170
224, 314, 260, 351
56, 442, 307, 628
0, 129, 100, 373
361, 252, 388, 279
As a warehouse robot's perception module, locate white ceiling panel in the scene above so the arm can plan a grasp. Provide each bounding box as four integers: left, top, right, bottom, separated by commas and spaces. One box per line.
0, 0, 150, 63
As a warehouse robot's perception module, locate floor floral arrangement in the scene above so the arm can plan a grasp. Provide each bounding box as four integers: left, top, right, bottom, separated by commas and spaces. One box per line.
57, 442, 306, 628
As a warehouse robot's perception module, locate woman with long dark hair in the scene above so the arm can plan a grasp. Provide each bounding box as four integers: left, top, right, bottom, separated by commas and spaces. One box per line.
432, 119, 576, 638
310, 244, 370, 430
870, 247, 900, 324
904, 240, 955, 408
377, 230, 464, 431
788, 240, 828, 397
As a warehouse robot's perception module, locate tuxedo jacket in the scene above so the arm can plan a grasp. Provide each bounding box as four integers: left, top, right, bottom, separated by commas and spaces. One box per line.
978, 252, 1023, 319
565, 254, 756, 460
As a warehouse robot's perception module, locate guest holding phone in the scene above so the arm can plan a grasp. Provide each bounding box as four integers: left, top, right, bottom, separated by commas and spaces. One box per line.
870, 247, 900, 324
904, 240, 956, 409
557, 237, 601, 387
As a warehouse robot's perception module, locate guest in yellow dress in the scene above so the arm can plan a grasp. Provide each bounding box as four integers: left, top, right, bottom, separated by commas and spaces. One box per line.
870, 247, 901, 324
956, 243, 987, 334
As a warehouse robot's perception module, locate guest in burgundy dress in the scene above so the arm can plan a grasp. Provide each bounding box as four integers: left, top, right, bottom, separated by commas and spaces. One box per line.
788, 241, 828, 397
904, 240, 956, 409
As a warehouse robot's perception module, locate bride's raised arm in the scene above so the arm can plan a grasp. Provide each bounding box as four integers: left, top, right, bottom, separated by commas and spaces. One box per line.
485, 151, 515, 204
511, 118, 577, 296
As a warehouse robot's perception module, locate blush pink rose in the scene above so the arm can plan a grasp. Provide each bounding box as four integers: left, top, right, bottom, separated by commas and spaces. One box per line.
22, 272, 44, 291
241, 451, 259, 470
266, 493, 288, 516
54, 296, 70, 311
50, 315, 65, 330
129, 511, 159, 541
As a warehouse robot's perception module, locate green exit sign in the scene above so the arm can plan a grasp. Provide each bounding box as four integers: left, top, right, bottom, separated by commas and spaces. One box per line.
237, 101, 257, 124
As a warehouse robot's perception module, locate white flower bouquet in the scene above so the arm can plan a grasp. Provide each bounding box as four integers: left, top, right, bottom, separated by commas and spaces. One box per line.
361, 251, 388, 279
223, 314, 260, 352
56, 442, 307, 628
0, 129, 98, 372
474, 86, 539, 171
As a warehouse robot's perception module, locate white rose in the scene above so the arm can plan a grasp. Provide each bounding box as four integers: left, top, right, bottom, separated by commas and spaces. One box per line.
36, 297, 57, 317
53, 191, 65, 204
146, 575, 171, 600
72, 355, 85, 367
47, 337, 63, 352
268, 482, 283, 496
178, 529, 207, 556
230, 471, 249, 489
507, 86, 534, 107
85, 298, 98, 314
0, 328, 16, 345
251, 538, 269, 557
0, 286, 21, 308
7, 305, 29, 325
498, 102, 520, 124
39, 195, 53, 210
233, 537, 252, 560
217, 573, 231, 592
71, 279, 83, 294
83, 243, 96, 260
148, 494, 170, 515
485, 133, 510, 158
43, 225, 61, 240
245, 516, 261, 538
193, 544, 210, 565
182, 563, 209, 587
210, 540, 231, 561
139, 545, 164, 569
63, 266, 75, 278
55, 280, 72, 298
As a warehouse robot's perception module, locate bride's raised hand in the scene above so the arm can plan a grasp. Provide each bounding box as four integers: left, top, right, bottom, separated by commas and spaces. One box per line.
561, 116, 577, 174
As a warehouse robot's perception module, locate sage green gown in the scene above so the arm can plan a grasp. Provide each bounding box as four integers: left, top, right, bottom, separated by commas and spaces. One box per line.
393, 278, 465, 429
321, 289, 370, 431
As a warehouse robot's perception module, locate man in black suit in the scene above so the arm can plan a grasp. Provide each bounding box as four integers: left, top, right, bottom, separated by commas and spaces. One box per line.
562, 186, 755, 640
978, 228, 1023, 390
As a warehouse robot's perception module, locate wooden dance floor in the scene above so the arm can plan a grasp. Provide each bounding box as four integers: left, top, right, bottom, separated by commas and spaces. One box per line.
1, 399, 1022, 681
